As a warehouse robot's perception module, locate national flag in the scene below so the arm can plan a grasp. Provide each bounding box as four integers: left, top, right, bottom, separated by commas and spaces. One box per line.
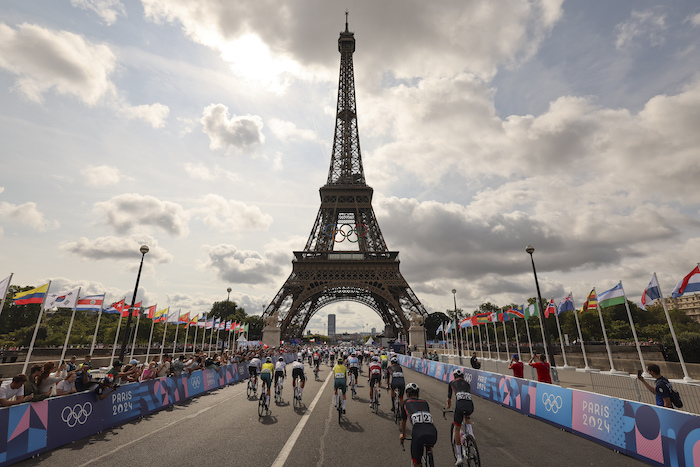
488, 312, 499, 323
672, 266, 700, 298
189, 314, 199, 326
581, 289, 597, 314
214, 318, 221, 330
144, 305, 156, 319
205, 318, 214, 329
76, 294, 104, 311
0, 275, 12, 300
641, 275, 661, 310
13, 283, 49, 305
474, 312, 490, 324
445, 321, 453, 333
226, 321, 232, 331
166, 309, 180, 323
544, 298, 556, 318
244, 323, 249, 333
557, 293, 575, 315
459, 317, 473, 328
44, 287, 81, 310
524, 303, 539, 318
178, 311, 190, 324
197, 316, 206, 328
598, 282, 626, 308
501, 312, 511, 322
435, 323, 444, 335
506, 305, 525, 319
153, 307, 169, 322
122, 301, 141, 317
103, 298, 125, 314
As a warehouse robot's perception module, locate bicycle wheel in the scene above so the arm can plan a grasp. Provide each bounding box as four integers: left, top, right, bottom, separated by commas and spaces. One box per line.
258, 393, 265, 418
464, 435, 480, 467
425, 450, 435, 467
450, 424, 460, 462
247, 379, 253, 398
338, 401, 342, 423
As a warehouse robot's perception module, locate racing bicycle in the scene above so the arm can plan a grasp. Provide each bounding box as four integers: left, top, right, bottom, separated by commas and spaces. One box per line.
258, 390, 270, 418
393, 394, 402, 426
274, 376, 284, 404
336, 395, 344, 423
247, 375, 257, 398
400, 436, 435, 467
293, 382, 302, 408
443, 409, 480, 467
370, 384, 380, 414
348, 371, 357, 398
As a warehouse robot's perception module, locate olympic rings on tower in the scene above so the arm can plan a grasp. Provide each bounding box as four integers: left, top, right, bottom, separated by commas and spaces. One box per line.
324, 223, 367, 243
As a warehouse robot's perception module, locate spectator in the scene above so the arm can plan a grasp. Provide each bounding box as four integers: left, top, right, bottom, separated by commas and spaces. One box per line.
528, 353, 552, 384
56, 372, 78, 395
38, 361, 64, 394
171, 356, 185, 377
638, 364, 675, 409
25, 365, 52, 401
0, 375, 33, 406
509, 354, 524, 378
66, 355, 78, 372
470, 352, 481, 370
157, 355, 171, 378
107, 361, 137, 385
82, 355, 93, 370
74, 363, 94, 392
185, 355, 203, 376
142, 356, 160, 380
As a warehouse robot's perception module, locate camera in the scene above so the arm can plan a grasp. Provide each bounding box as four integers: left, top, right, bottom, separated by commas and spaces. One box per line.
637, 370, 643, 378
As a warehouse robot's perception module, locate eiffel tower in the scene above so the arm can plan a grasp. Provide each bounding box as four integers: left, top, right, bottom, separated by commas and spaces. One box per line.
263, 16, 427, 342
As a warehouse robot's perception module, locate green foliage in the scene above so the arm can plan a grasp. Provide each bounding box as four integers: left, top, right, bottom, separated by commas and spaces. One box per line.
426, 312, 449, 337
663, 332, 700, 363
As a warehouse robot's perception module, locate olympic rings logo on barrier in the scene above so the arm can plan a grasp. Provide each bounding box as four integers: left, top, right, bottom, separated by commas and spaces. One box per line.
191, 377, 201, 389
542, 392, 563, 413
324, 223, 367, 243
61, 402, 93, 427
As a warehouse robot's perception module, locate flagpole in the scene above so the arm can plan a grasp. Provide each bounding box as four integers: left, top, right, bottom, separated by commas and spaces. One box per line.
183, 317, 191, 357
22, 281, 51, 374
172, 311, 181, 356
160, 308, 170, 359
191, 320, 198, 354
594, 288, 618, 373
534, 302, 550, 365
492, 320, 501, 361
130, 307, 142, 362
208, 319, 215, 356
524, 315, 534, 359
501, 319, 509, 357
110, 309, 124, 366
655, 273, 692, 381
59, 287, 81, 365
512, 318, 521, 360
145, 304, 157, 363
90, 297, 105, 356
0, 273, 14, 317
553, 308, 571, 368
620, 282, 647, 377
484, 321, 492, 360
572, 295, 591, 371
200, 314, 207, 352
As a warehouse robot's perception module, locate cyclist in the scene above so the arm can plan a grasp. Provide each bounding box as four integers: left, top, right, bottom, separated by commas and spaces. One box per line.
274, 356, 287, 396
368, 356, 382, 407
347, 352, 360, 393
248, 355, 261, 389
329, 349, 336, 366
380, 351, 389, 381
387, 355, 406, 412
333, 357, 348, 414
260, 357, 275, 408
400, 383, 437, 466
312, 350, 320, 371
292, 355, 306, 399
446, 368, 474, 465
357, 350, 364, 370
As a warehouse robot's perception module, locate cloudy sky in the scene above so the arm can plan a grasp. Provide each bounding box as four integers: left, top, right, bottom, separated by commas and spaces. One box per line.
1, 0, 700, 336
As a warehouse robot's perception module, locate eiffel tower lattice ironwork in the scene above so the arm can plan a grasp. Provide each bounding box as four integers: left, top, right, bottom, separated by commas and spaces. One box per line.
263, 18, 427, 340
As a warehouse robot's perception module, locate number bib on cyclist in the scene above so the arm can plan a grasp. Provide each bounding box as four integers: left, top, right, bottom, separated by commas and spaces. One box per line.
456, 391, 472, 401
410, 411, 433, 425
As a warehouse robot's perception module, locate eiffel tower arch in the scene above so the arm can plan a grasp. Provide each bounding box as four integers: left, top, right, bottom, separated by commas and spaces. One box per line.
263, 17, 427, 345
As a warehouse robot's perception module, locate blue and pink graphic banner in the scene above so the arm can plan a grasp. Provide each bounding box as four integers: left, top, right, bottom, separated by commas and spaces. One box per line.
396, 355, 700, 467
0, 355, 295, 466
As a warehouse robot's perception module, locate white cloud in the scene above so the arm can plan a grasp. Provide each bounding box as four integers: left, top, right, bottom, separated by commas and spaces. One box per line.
61, 233, 173, 263
615, 9, 667, 50
201, 103, 264, 152
80, 165, 122, 186
268, 118, 317, 142
201, 243, 288, 284
94, 193, 190, 236
0, 201, 59, 231
0, 22, 116, 105
120, 102, 169, 128
183, 163, 215, 180
690, 12, 700, 27
196, 194, 273, 231
70, 0, 126, 25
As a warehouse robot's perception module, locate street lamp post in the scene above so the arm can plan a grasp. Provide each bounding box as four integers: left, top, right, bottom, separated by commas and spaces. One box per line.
525, 245, 556, 368
226, 287, 232, 352
452, 289, 462, 359
119, 245, 149, 362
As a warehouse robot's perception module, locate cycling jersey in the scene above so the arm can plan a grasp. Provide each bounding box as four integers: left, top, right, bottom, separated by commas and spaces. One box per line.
448, 378, 474, 426
380, 355, 388, 367
369, 361, 382, 387
388, 363, 406, 395
261, 362, 274, 374
333, 364, 347, 393
248, 358, 261, 377
402, 397, 437, 464
275, 361, 286, 372
292, 361, 305, 381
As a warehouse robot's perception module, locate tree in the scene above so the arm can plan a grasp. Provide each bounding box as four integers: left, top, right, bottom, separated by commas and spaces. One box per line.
210, 300, 246, 322
426, 312, 449, 338
244, 316, 264, 340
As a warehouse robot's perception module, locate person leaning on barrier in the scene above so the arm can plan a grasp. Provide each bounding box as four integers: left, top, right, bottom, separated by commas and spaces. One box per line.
56, 371, 78, 396
0, 374, 33, 406
470, 352, 481, 370
171, 356, 185, 377
638, 364, 674, 409
509, 354, 524, 378
528, 354, 552, 384
25, 365, 52, 401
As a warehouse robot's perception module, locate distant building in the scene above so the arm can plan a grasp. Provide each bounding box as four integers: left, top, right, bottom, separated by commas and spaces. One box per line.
371, 327, 376, 335
661, 294, 700, 322
328, 314, 336, 336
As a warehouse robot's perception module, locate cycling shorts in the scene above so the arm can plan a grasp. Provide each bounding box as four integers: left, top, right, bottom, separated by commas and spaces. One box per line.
248, 366, 258, 377
349, 367, 359, 379
334, 379, 347, 394
292, 368, 305, 382
391, 380, 406, 397
453, 400, 474, 426
411, 424, 437, 464
369, 375, 381, 388
274, 370, 285, 384
260, 373, 272, 388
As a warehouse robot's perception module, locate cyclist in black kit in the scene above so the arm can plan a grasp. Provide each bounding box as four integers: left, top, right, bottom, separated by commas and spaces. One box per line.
446, 368, 474, 465
400, 382, 437, 466
387, 356, 406, 411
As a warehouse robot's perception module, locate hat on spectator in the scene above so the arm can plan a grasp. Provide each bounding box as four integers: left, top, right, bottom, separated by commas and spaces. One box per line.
130, 359, 139, 365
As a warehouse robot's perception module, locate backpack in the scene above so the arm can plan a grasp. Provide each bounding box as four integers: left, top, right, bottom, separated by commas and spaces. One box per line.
660, 377, 683, 409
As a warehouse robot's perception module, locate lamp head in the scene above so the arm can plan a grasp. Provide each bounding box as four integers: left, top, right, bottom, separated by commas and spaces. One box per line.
451, 289, 457, 295
227, 287, 232, 293
525, 245, 535, 255
140, 245, 149, 255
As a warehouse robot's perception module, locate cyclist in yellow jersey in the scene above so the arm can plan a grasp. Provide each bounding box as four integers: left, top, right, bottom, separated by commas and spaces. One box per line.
380, 352, 389, 381
333, 358, 348, 414
260, 357, 275, 407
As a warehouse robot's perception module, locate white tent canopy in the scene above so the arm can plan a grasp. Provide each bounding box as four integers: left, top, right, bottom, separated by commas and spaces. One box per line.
364, 337, 376, 346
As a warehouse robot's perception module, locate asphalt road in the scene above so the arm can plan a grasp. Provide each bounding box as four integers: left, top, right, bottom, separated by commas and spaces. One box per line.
18, 364, 647, 467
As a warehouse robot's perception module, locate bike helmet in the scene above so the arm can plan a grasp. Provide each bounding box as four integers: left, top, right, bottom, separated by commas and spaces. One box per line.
453, 368, 464, 378
405, 382, 419, 396
390, 356, 398, 364
338, 358, 343, 364
265, 357, 272, 363
297, 356, 303, 362
372, 356, 379, 362
278, 356, 284, 361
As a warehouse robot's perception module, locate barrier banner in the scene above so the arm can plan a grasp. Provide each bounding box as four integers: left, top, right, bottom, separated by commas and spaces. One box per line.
0, 357, 270, 466
397, 355, 700, 466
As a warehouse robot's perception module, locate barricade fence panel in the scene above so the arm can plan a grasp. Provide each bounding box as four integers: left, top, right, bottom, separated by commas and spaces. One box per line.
396, 354, 700, 467
0, 354, 295, 466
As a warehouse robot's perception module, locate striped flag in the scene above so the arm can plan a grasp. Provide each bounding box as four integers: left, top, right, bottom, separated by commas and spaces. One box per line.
672, 266, 700, 298
178, 311, 190, 324
506, 306, 525, 319
13, 283, 49, 305
103, 299, 125, 314
598, 282, 626, 308
581, 289, 597, 313
144, 305, 156, 319
153, 307, 169, 322
545, 298, 556, 318
77, 294, 104, 311
435, 322, 444, 335
641, 275, 661, 310
524, 303, 539, 318
122, 301, 141, 317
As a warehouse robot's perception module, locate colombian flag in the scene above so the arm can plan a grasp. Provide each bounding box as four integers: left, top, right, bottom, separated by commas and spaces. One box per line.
13, 283, 49, 305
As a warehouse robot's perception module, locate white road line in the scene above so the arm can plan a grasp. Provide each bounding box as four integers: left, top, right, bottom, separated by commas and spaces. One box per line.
79, 386, 246, 467
271, 370, 333, 467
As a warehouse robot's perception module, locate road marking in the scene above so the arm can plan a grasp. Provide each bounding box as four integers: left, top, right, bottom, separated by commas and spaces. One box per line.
271, 370, 333, 467
79, 386, 246, 467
